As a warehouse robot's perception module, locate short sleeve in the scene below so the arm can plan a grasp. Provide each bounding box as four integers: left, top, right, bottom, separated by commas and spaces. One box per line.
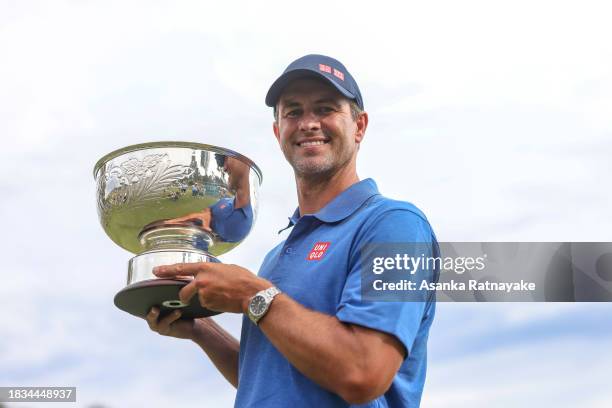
336, 209, 437, 356
210, 198, 254, 242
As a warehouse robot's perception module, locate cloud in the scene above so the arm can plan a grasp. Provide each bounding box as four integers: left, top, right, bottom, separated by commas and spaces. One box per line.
1, 1, 611, 406
424, 334, 612, 407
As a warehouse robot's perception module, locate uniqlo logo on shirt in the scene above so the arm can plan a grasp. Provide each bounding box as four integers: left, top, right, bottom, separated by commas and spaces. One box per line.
307, 242, 330, 260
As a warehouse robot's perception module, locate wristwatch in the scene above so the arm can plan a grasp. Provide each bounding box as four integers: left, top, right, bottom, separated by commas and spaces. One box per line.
247, 286, 281, 325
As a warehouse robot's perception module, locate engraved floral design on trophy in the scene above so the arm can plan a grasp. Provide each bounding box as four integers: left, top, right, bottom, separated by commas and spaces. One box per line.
98, 153, 194, 213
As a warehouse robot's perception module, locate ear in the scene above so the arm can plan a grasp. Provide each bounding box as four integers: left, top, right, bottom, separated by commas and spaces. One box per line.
354, 111, 368, 144
273, 121, 281, 144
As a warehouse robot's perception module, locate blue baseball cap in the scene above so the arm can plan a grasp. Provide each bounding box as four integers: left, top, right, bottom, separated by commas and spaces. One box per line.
265, 54, 364, 110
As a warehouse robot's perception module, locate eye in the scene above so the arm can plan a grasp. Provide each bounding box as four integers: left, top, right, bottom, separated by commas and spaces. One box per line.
284, 109, 301, 118
316, 106, 334, 115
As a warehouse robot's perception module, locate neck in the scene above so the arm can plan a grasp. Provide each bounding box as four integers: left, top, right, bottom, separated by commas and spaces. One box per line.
295, 160, 359, 216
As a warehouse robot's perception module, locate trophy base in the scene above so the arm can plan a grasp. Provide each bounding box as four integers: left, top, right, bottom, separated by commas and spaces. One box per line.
114, 279, 221, 319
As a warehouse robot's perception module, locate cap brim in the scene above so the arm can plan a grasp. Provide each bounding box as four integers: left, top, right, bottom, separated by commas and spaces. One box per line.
265, 68, 356, 107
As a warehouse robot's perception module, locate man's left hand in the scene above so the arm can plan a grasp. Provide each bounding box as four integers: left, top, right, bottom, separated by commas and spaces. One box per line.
153, 263, 272, 313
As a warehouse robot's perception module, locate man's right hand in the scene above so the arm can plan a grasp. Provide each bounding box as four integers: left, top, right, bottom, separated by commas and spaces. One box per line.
146, 307, 200, 340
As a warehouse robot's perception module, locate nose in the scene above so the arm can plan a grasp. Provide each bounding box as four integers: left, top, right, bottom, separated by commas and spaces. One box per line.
298, 111, 320, 133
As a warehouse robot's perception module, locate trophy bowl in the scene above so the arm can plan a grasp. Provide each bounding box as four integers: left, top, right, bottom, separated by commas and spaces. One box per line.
94, 142, 262, 319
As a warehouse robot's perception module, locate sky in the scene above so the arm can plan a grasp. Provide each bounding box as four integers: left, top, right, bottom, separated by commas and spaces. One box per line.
1, 0, 611, 407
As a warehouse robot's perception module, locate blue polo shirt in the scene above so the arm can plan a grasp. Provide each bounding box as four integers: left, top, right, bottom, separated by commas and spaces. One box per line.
210, 197, 253, 243
235, 179, 438, 408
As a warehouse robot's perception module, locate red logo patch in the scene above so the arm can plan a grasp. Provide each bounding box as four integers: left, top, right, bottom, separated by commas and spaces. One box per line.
307, 242, 330, 260
319, 64, 332, 73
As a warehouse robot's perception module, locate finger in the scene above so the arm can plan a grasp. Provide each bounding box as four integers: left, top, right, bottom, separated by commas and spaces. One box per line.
174, 216, 209, 231
164, 213, 199, 223
179, 279, 198, 304
146, 307, 160, 330
153, 262, 206, 278
173, 217, 203, 226
156, 310, 182, 334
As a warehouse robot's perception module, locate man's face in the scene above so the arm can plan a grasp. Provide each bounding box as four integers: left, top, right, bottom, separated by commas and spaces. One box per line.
273, 78, 367, 179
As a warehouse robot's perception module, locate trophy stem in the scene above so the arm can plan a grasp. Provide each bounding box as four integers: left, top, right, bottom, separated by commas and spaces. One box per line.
114, 249, 221, 319
127, 248, 219, 285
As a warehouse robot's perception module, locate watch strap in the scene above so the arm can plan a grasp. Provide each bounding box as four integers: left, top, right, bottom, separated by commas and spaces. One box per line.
248, 286, 281, 325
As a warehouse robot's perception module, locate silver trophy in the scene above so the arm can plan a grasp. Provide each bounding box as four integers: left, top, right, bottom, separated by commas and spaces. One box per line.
94, 142, 262, 318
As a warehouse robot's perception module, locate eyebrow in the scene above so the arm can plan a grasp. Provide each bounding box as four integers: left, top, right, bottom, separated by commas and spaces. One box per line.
281, 101, 302, 109
314, 97, 341, 106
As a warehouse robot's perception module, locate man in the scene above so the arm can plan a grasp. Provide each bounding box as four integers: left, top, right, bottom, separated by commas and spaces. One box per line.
146, 54, 438, 407
162, 156, 254, 244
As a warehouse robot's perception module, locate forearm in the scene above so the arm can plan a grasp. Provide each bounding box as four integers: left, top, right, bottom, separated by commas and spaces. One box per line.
191, 318, 240, 388
152, 262, 402, 402
257, 295, 377, 400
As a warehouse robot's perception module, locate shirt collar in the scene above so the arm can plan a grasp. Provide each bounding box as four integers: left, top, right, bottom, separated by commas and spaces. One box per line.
279, 179, 379, 232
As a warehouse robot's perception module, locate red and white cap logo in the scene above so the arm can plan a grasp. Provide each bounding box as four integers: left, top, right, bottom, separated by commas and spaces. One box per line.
319, 64, 344, 81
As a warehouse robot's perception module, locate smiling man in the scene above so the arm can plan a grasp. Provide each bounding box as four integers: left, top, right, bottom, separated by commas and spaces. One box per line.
146, 54, 439, 407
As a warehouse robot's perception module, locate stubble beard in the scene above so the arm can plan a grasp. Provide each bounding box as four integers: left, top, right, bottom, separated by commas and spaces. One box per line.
292, 153, 334, 178
285, 142, 354, 183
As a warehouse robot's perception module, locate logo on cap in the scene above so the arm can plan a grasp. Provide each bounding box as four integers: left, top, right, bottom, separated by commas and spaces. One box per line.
319, 64, 332, 74
318, 64, 344, 81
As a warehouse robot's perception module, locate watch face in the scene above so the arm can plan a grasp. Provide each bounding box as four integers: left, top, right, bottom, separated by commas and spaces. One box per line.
250, 295, 267, 316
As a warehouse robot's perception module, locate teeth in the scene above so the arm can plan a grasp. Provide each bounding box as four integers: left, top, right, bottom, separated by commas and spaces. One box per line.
300, 140, 326, 147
